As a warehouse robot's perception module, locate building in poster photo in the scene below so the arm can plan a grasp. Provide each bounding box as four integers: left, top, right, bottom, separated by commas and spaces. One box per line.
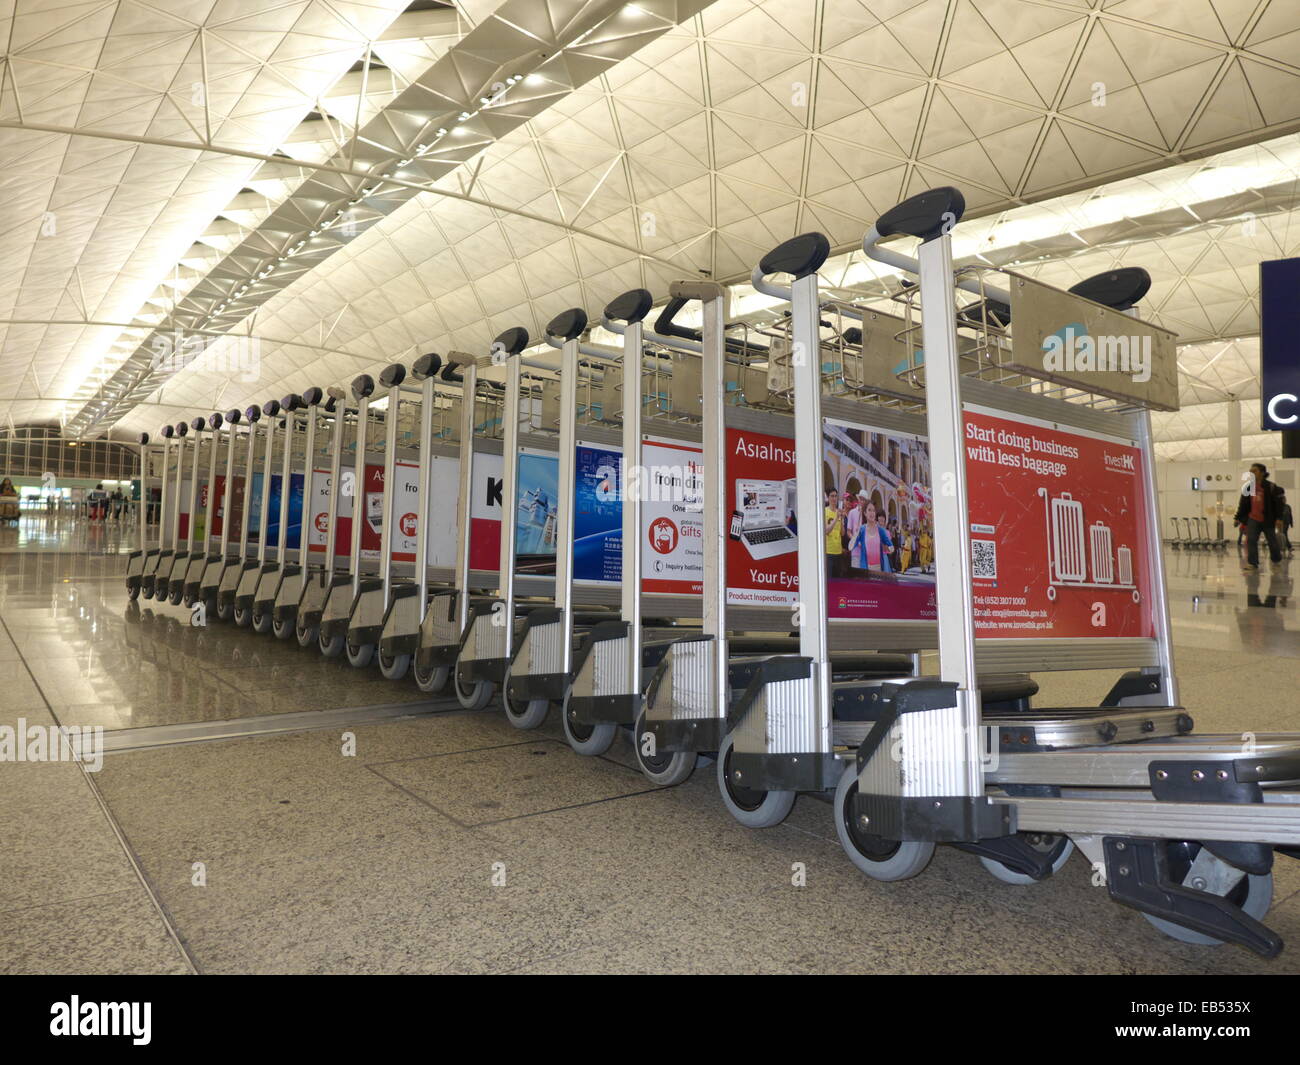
823, 419, 937, 621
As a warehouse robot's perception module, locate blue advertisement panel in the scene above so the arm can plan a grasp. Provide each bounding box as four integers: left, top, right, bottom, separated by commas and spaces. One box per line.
512, 444, 622, 583
574, 444, 622, 583
516, 451, 557, 573
248, 473, 304, 548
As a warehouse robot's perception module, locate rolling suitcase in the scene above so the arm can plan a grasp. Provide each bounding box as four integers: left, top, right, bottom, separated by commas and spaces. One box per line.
1049, 492, 1086, 582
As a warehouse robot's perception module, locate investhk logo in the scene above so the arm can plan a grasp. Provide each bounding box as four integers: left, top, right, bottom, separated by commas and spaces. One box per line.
1041, 322, 1151, 383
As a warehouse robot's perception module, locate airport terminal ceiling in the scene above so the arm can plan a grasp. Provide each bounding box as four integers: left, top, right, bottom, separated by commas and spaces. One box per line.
1, 0, 1299, 461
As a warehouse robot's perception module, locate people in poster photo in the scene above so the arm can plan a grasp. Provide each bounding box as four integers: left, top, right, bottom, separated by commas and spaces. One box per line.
823, 421, 934, 585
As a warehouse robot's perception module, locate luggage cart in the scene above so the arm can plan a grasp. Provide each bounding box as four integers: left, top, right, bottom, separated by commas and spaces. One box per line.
294, 389, 349, 647
180, 412, 225, 608
153, 420, 188, 603
632, 273, 921, 798
318, 375, 377, 657
125, 431, 155, 600
197, 409, 242, 616
344, 363, 414, 668
233, 399, 283, 629
161, 418, 206, 606
267, 389, 325, 639
410, 352, 502, 696
376, 353, 448, 680
217, 405, 263, 621
826, 186, 1300, 956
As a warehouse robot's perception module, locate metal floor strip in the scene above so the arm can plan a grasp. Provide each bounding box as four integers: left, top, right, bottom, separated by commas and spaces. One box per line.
100, 700, 458, 753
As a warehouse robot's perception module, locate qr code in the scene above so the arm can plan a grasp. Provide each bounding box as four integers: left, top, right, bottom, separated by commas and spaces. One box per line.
971, 539, 997, 579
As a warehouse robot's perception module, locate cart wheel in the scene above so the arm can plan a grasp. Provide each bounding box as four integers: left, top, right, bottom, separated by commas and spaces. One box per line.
562, 692, 617, 756
346, 639, 374, 668
454, 673, 494, 711
319, 631, 345, 657
1046, 586, 1057, 601
216, 598, 234, 622
168, 585, 185, 607
1133, 590, 1141, 603
273, 617, 294, 640
633, 710, 697, 787
978, 833, 1075, 885
1141, 842, 1274, 946
834, 764, 934, 881
296, 620, 318, 648
717, 732, 796, 828
233, 604, 252, 628
379, 648, 410, 681
127, 585, 139, 602
413, 662, 449, 694
251, 609, 273, 635
502, 687, 549, 729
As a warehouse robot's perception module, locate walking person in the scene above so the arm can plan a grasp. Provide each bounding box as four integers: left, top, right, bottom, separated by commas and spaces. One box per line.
1234, 463, 1286, 570
87, 483, 109, 523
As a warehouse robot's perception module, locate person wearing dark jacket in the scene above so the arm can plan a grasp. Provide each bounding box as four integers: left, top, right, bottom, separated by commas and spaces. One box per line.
1234, 463, 1286, 569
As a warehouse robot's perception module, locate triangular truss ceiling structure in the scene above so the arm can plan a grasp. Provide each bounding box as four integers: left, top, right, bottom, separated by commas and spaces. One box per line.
2, 0, 1299, 462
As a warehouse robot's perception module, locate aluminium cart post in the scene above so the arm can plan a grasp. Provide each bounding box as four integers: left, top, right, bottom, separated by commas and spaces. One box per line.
550, 310, 587, 680
219, 410, 241, 560
202, 413, 223, 557
348, 375, 375, 597
620, 302, 646, 699
750, 233, 836, 771
453, 354, 479, 635
670, 278, 729, 725
276, 394, 301, 572
185, 417, 205, 557
256, 399, 281, 570
910, 194, 984, 800
378, 364, 405, 605
298, 390, 324, 570
238, 406, 261, 565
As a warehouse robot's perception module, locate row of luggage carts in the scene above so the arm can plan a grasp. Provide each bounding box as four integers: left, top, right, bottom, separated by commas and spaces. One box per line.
1168, 516, 1227, 551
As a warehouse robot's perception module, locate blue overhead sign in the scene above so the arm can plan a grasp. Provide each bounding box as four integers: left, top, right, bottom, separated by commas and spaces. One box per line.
1260, 257, 1300, 431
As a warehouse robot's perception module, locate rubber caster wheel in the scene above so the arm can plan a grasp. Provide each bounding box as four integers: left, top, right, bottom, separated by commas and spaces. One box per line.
1141, 842, 1274, 946
216, 598, 234, 622
562, 692, 617, 756
454, 673, 494, 711
834, 764, 934, 881
413, 662, 449, 694
127, 585, 139, 601
319, 631, 345, 657
233, 605, 252, 628
978, 833, 1075, 885
168, 586, 184, 606
296, 621, 318, 648
378, 648, 409, 681
633, 710, 696, 787
502, 687, 549, 729
717, 732, 796, 828
346, 640, 374, 668
251, 609, 272, 635
273, 616, 294, 640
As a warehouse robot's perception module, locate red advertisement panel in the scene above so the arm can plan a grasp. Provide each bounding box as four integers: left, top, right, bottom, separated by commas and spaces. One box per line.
725, 428, 799, 606
963, 408, 1154, 638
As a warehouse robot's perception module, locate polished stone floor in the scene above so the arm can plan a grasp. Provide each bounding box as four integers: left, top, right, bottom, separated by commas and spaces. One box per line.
2, 515, 1298, 974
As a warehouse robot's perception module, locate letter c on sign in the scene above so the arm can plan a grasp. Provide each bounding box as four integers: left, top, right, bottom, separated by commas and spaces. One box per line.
1268, 393, 1298, 425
